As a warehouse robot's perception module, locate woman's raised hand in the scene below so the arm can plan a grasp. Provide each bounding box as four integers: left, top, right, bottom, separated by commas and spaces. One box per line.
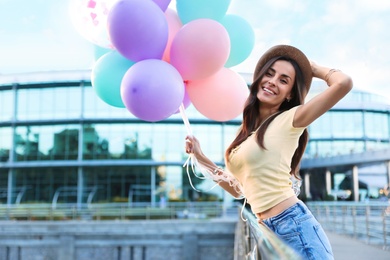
185, 135, 203, 157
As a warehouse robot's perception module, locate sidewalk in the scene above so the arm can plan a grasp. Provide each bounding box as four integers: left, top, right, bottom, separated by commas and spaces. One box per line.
327, 231, 390, 260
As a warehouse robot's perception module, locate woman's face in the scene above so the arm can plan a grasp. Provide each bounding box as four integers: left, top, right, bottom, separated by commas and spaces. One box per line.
257, 60, 296, 107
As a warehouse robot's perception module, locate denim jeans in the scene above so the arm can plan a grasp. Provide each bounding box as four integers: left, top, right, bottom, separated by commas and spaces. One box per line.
262, 201, 334, 260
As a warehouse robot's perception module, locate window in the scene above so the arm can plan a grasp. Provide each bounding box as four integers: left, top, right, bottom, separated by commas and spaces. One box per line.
15, 125, 79, 161
364, 112, 389, 139
17, 86, 81, 120
0, 127, 11, 161
0, 89, 13, 121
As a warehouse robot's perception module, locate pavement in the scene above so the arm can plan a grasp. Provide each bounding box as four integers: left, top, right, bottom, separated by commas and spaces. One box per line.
327, 231, 390, 260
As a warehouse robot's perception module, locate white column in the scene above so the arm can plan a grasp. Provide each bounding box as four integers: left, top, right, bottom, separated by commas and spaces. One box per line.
8, 85, 17, 206
325, 170, 332, 195
7, 170, 13, 206
77, 168, 83, 209
352, 165, 359, 201
77, 122, 84, 209
151, 167, 156, 207
304, 172, 311, 199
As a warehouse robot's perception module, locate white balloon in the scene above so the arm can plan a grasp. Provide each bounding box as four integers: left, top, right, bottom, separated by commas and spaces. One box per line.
69, 0, 117, 49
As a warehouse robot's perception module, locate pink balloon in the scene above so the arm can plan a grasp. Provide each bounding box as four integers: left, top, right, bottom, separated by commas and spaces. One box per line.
186, 68, 249, 121
163, 9, 183, 63
170, 19, 230, 80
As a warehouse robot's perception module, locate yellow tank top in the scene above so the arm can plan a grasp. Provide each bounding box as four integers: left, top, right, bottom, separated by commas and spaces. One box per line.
226, 106, 305, 214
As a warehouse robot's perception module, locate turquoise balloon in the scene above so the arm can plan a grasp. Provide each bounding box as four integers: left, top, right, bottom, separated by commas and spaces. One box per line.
93, 45, 111, 61
91, 51, 135, 108
221, 14, 255, 67
176, 0, 231, 24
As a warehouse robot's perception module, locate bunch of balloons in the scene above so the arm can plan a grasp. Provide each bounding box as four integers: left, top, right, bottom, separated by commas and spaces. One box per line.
70, 0, 255, 122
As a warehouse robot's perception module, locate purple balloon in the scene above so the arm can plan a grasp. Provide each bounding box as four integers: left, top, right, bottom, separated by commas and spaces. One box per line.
152, 0, 171, 11
121, 59, 185, 122
182, 88, 191, 109
174, 85, 191, 114
108, 0, 168, 62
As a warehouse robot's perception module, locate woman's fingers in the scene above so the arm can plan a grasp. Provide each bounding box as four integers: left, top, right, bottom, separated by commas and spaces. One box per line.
185, 136, 193, 154
185, 135, 200, 154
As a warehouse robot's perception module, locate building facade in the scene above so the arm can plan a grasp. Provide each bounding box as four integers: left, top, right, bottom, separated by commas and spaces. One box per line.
1, 71, 389, 206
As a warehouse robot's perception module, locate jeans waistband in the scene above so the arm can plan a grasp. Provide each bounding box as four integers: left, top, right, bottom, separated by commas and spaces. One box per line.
261, 201, 307, 226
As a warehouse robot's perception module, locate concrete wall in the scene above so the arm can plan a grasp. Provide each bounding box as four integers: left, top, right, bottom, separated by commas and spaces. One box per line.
0, 219, 236, 260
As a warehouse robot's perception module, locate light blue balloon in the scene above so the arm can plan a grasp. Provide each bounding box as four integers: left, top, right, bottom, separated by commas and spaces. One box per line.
176, 0, 231, 24
91, 51, 135, 108
221, 14, 255, 67
93, 45, 111, 61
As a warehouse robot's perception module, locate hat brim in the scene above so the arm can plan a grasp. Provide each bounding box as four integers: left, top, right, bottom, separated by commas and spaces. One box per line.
254, 45, 313, 92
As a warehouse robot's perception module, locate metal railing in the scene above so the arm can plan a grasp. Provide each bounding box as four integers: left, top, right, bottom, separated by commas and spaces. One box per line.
307, 201, 390, 249
234, 206, 302, 260
0, 201, 303, 259
0, 201, 224, 221
6, 201, 389, 258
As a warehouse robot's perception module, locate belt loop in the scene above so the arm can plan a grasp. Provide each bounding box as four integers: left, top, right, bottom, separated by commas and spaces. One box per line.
297, 201, 307, 213
261, 217, 270, 229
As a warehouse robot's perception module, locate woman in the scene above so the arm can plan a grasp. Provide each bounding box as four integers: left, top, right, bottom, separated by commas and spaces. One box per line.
184, 45, 353, 259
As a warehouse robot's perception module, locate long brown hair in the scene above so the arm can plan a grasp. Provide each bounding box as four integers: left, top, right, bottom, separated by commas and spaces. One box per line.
225, 56, 309, 178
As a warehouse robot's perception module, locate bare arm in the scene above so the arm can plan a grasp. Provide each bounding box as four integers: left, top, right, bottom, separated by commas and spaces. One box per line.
294, 62, 353, 128
185, 135, 243, 198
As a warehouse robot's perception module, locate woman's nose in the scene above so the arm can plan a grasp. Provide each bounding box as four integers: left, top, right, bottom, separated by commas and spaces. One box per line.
268, 77, 276, 86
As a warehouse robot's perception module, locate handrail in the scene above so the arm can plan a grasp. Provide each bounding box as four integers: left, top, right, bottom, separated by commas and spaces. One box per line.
52, 186, 102, 209
15, 186, 32, 204
235, 206, 302, 260
0, 201, 225, 221
307, 201, 390, 249
0, 186, 32, 203
52, 186, 78, 209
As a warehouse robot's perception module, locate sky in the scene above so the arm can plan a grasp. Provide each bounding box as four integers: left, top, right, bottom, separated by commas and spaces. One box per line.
1, 0, 390, 100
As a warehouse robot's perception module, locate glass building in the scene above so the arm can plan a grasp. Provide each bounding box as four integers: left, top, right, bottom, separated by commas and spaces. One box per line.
306, 81, 390, 158
303, 81, 390, 201
1, 71, 389, 205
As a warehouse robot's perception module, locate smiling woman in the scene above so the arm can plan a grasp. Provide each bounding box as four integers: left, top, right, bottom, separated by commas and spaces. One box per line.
257, 60, 297, 107
184, 44, 353, 260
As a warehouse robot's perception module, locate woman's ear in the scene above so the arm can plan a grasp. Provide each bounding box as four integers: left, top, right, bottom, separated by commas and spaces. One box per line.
286, 93, 293, 102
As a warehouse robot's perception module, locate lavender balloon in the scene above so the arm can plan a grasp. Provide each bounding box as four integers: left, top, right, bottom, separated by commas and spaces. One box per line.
107, 0, 168, 61
121, 59, 185, 122
174, 86, 192, 114
152, 0, 171, 11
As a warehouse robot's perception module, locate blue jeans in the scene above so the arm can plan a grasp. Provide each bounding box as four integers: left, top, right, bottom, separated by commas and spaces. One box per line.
262, 201, 334, 260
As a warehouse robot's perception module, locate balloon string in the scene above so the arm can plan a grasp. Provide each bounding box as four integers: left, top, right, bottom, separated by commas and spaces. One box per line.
179, 102, 244, 199
180, 103, 199, 190
183, 154, 220, 193
179, 103, 192, 136
240, 198, 248, 222
183, 155, 202, 192
180, 103, 216, 192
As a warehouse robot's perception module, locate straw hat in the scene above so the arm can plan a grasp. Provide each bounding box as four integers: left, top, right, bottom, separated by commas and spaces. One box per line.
254, 45, 313, 91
